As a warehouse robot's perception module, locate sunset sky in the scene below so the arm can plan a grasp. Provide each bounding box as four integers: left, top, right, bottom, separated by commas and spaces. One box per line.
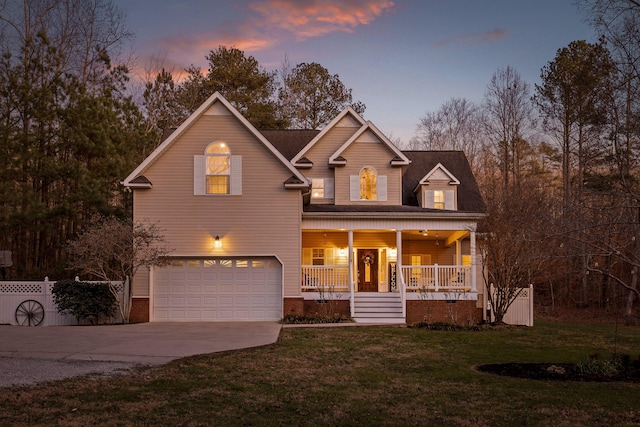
113, 0, 596, 145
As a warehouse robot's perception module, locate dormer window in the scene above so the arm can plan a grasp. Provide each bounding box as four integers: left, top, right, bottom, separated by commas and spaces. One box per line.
360, 167, 377, 200
205, 142, 230, 194
433, 190, 445, 210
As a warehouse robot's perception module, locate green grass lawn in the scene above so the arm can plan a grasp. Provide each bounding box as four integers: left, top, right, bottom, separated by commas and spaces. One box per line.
1, 321, 639, 426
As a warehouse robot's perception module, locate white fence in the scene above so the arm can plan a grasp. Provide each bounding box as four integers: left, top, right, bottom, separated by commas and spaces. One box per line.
489, 284, 534, 327
0, 278, 125, 326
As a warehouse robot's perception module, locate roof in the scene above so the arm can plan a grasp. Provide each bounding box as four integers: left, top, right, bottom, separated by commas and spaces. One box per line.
260, 129, 319, 161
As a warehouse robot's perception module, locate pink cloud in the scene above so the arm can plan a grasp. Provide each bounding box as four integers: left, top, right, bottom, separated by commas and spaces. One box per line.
248, 0, 396, 40
432, 28, 510, 48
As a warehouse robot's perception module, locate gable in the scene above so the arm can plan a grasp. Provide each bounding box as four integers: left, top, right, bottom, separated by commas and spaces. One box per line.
291, 107, 366, 167
123, 92, 308, 189
329, 122, 410, 166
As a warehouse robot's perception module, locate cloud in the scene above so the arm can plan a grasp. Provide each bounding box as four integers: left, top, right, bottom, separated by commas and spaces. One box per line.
432, 28, 509, 48
247, 0, 396, 40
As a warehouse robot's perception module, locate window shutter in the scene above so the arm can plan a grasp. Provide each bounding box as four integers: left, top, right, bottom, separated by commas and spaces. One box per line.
350, 175, 360, 201
325, 248, 334, 265
302, 248, 312, 265
230, 155, 242, 195
444, 190, 454, 210
377, 175, 387, 201
324, 178, 334, 199
424, 190, 434, 208
194, 155, 205, 195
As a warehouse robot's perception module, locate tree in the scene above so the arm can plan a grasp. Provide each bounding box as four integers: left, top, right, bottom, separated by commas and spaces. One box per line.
66, 216, 172, 323
484, 66, 536, 189
176, 46, 285, 129
278, 62, 365, 129
480, 181, 552, 323
534, 40, 617, 210
410, 97, 484, 168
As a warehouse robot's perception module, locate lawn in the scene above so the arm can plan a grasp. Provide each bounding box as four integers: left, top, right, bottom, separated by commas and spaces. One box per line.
1, 321, 639, 426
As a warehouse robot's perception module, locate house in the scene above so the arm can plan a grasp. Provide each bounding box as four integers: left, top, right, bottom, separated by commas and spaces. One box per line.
123, 92, 486, 324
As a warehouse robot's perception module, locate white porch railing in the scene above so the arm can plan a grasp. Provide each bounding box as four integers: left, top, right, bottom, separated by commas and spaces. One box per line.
402, 264, 471, 292
302, 265, 349, 291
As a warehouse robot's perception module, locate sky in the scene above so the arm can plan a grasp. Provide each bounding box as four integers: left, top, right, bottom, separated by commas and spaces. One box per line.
113, 0, 596, 145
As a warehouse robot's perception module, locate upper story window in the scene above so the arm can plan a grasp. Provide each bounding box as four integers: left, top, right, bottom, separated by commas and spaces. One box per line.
194, 143, 242, 196
359, 167, 377, 200
205, 142, 230, 194
311, 179, 325, 198
311, 178, 334, 200
433, 190, 445, 209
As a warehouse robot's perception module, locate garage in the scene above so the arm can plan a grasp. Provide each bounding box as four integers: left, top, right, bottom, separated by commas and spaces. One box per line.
152, 257, 282, 322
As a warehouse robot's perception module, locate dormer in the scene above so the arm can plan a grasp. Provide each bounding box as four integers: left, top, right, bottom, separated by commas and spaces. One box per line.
415, 163, 460, 210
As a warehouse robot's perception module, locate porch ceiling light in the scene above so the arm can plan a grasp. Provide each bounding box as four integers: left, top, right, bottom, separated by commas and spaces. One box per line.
214, 235, 222, 248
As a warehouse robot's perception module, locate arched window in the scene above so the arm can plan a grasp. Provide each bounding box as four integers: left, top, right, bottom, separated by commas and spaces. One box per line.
359, 167, 377, 200
205, 142, 231, 194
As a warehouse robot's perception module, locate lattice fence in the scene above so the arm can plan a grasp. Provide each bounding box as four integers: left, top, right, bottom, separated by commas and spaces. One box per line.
0, 278, 126, 326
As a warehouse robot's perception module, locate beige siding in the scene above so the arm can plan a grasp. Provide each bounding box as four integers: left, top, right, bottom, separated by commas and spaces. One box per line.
132, 114, 302, 298
334, 136, 403, 206
402, 240, 457, 265
304, 127, 359, 175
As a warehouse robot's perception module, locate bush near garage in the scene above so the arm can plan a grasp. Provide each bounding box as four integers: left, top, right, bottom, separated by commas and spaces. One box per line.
52, 280, 117, 325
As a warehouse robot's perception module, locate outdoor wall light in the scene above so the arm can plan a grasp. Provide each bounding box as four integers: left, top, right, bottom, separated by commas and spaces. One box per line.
214, 235, 222, 248
338, 247, 347, 256
389, 248, 397, 257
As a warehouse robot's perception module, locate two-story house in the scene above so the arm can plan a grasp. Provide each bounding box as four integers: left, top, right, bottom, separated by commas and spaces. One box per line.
123, 92, 486, 324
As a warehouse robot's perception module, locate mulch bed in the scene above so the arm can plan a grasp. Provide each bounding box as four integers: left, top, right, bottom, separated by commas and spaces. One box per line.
476, 361, 640, 382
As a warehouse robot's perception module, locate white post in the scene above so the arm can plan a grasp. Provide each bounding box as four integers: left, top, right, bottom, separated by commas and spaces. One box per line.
434, 263, 439, 292
148, 266, 154, 322
396, 230, 405, 318
470, 230, 478, 292
348, 230, 354, 317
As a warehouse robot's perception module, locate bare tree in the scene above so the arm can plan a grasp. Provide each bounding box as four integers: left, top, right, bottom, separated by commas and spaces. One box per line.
67, 216, 172, 323
411, 97, 484, 168
483, 66, 536, 189
480, 181, 551, 324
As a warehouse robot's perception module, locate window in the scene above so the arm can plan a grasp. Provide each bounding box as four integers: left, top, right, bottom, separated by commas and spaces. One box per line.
359, 167, 377, 200
433, 190, 445, 209
205, 142, 230, 194
311, 179, 324, 198
312, 248, 325, 265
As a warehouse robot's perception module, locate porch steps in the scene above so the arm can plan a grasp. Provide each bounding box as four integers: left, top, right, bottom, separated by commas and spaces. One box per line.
352, 293, 405, 324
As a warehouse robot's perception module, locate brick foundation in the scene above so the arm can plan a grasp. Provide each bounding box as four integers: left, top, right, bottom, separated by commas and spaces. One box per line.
303, 299, 350, 318
129, 298, 150, 323
283, 297, 304, 316
406, 300, 482, 325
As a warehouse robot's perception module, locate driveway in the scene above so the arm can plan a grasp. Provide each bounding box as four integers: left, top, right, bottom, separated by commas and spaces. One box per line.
0, 322, 281, 386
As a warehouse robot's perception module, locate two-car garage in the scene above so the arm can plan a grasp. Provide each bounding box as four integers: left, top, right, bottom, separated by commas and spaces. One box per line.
152, 257, 283, 322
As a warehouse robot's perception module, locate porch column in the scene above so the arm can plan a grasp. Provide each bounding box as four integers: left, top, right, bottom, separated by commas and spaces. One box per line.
396, 229, 405, 318
470, 231, 478, 292
348, 229, 354, 316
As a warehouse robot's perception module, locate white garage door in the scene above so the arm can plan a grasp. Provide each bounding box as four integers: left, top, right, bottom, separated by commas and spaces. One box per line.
153, 257, 282, 322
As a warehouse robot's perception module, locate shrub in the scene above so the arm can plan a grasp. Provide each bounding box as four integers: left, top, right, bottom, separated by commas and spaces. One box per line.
52, 279, 117, 324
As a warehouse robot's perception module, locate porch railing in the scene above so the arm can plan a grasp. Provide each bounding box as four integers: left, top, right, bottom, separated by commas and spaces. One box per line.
402, 264, 471, 292
302, 265, 349, 291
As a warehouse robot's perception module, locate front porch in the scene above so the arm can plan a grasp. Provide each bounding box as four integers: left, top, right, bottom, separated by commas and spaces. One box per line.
300, 229, 480, 324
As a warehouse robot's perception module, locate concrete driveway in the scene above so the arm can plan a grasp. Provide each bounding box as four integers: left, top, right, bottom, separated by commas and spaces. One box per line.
0, 322, 281, 386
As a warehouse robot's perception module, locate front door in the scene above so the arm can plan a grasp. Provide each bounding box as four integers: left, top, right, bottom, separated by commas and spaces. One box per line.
358, 249, 378, 292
